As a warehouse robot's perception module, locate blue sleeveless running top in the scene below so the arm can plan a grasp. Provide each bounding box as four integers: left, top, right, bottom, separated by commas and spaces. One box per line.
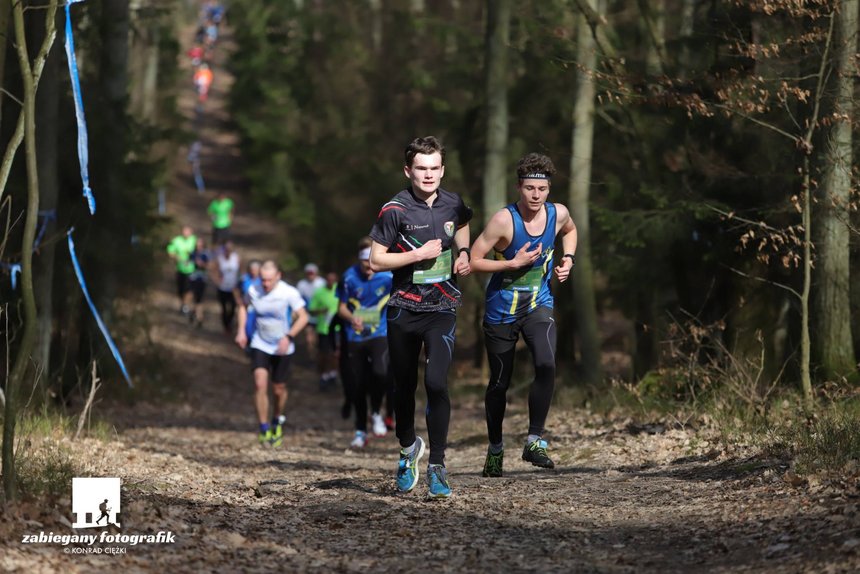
484, 203, 556, 325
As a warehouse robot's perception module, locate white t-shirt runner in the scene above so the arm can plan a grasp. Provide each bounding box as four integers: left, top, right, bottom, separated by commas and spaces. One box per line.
246, 280, 305, 355
297, 276, 326, 324
217, 251, 240, 292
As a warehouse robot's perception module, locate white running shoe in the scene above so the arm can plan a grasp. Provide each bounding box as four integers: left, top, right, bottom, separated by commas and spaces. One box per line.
350, 431, 367, 449
372, 413, 387, 437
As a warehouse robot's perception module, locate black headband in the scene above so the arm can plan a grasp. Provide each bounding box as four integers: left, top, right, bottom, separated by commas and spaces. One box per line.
519, 173, 551, 180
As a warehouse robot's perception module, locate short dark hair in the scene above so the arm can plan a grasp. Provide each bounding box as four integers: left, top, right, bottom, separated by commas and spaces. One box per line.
405, 136, 445, 167
516, 153, 556, 180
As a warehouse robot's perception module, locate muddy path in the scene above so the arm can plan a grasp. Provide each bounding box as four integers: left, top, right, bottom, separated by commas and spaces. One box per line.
1, 26, 858, 574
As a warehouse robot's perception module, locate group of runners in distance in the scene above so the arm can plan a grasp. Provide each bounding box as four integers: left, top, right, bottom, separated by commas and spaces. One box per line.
170, 61, 577, 498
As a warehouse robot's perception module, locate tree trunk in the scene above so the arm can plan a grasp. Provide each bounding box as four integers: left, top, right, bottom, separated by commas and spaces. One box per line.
0, 0, 12, 131
32, 8, 63, 400
94, 0, 130, 313
678, 0, 695, 75
813, 0, 857, 379
369, 0, 383, 53
801, 160, 813, 402
569, 0, 603, 384
3, 0, 57, 503
639, 0, 665, 75
482, 0, 510, 223
141, 22, 160, 123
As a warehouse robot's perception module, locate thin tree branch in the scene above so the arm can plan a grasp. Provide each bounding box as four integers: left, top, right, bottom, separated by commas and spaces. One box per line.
710, 102, 800, 142
0, 87, 21, 106
721, 264, 801, 300
804, 11, 837, 146
704, 203, 795, 235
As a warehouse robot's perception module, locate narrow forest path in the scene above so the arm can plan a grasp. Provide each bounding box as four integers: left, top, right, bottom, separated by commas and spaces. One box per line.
2, 25, 858, 574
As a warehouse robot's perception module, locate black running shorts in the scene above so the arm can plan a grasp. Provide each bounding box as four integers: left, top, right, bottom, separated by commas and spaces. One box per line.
250, 348, 291, 383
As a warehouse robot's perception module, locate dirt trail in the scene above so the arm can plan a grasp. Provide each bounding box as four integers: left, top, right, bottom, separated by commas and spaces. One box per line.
2, 27, 858, 574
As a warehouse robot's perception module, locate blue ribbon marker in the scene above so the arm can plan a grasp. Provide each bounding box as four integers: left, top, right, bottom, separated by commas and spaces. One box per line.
33, 209, 57, 250
64, 1, 96, 215
67, 229, 133, 387
1, 262, 21, 289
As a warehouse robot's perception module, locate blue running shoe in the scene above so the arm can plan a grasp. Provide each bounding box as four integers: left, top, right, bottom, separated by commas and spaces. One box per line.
396, 436, 425, 493
427, 464, 452, 498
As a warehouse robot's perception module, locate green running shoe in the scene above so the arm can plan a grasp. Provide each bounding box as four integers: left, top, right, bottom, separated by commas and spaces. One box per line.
258, 429, 273, 446
482, 448, 504, 477
270, 424, 284, 448
522, 439, 555, 469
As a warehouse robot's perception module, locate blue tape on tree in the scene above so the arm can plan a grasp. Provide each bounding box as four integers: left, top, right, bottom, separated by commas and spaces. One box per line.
64, 3, 96, 215
33, 209, 57, 250
67, 230, 133, 387
1, 262, 21, 290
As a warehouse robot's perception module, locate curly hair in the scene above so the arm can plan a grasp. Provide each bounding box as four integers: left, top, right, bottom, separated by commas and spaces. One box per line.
516, 153, 556, 179
405, 136, 445, 167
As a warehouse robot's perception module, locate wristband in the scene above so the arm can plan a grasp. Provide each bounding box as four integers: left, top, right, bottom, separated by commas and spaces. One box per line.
563, 253, 576, 266
458, 247, 471, 262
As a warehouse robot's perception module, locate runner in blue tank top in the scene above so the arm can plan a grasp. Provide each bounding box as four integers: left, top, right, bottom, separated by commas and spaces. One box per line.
338, 237, 394, 449
470, 153, 577, 477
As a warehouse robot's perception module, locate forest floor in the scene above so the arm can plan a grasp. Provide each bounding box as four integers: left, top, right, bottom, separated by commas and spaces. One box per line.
2, 26, 860, 574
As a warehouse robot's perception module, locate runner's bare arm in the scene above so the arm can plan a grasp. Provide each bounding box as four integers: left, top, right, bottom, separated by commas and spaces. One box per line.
288, 307, 310, 338
338, 301, 363, 332
235, 303, 247, 348
554, 204, 577, 283
471, 210, 540, 273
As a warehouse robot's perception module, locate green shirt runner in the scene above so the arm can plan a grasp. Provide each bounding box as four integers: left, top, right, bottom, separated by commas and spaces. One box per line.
309, 284, 339, 335
167, 235, 197, 275
208, 197, 234, 229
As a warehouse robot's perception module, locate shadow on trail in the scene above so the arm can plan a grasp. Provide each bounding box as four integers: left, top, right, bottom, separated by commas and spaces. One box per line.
124, 489, 844, 574
617, 454, 791, 483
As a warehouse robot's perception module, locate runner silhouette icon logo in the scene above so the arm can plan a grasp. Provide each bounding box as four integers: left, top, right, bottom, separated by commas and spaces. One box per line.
72, 477, 121, 529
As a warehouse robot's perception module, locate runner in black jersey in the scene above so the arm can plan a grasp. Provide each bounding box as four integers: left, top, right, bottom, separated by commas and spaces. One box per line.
470, 153, 577, 477
369, 136, 472, 498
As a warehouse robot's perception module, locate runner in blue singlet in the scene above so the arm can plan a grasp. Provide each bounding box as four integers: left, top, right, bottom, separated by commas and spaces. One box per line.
470, 153, 578, 477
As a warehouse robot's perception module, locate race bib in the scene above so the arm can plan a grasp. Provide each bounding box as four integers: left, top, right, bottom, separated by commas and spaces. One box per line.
502, 266, 544, 292
412, 249, 452, 284
353, 307, 381, 327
